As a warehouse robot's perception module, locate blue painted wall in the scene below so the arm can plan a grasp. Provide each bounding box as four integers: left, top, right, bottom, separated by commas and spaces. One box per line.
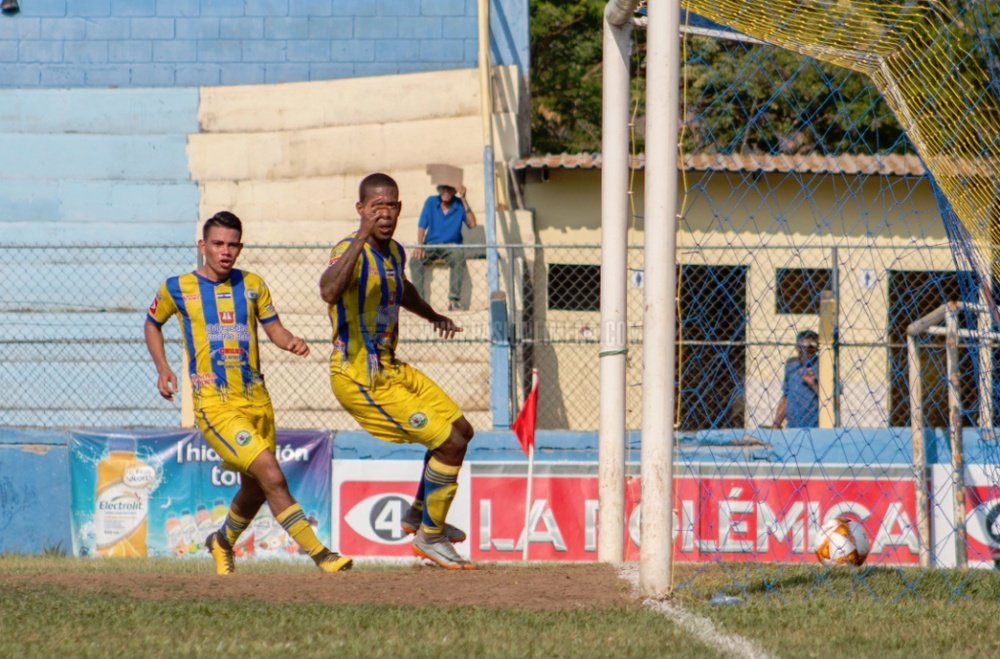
0, 428, 72, 554
0, 0, 529, 88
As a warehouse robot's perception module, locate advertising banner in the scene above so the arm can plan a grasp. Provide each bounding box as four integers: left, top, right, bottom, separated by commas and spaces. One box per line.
332, 461, 920, 565
69, 429, 331, 560
932, 464, 1000, 568
332, 460, 472, 559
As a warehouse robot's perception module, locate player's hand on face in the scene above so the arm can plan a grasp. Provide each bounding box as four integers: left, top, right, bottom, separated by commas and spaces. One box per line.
802, 368, 816, 386
287, 336, 310, 357
432, 315, 462, 340
358, 203, 380, 238
157, 370, 178, 401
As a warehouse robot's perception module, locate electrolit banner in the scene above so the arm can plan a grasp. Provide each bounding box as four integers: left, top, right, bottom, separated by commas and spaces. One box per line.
69, 429, 332, 560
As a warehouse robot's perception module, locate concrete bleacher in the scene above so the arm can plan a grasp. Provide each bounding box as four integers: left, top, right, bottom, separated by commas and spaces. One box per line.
0, 87, 199, 244
189, 66, 526, 432
0, 87, 198, 427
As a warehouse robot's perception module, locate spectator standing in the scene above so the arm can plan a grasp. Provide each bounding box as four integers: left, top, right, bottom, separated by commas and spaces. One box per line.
772, 329, 820, 428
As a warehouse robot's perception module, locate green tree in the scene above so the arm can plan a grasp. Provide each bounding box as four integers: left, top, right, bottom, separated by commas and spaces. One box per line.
681, 36, 907, 155
530, 3, 915, 155
530, 1, 608, 154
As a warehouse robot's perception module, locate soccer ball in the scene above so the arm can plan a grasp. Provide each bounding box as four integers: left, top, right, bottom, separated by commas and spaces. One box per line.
815, 516, 870, 567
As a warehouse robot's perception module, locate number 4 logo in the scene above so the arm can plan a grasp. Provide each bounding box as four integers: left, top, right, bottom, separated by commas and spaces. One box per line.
344, 493, 411, 544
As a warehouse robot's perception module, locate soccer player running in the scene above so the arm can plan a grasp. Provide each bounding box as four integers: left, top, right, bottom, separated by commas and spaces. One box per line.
320, 173, 475, 571
144, 211, 352, 575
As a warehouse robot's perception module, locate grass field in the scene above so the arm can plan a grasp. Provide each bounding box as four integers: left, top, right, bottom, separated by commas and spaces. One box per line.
2, 556, 998, 658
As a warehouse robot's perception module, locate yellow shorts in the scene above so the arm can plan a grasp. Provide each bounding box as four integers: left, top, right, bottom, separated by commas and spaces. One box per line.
195, 396, 276, 473
330, 361, 462, 450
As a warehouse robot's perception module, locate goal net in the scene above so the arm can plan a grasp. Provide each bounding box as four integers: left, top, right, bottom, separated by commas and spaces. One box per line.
629, 1, 1000, 592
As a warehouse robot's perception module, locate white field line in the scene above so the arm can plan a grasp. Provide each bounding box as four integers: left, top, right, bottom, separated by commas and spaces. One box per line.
617, 566, 773, 659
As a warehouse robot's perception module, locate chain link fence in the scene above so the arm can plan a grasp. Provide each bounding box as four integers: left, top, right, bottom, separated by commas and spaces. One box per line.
0, 241, 977, 432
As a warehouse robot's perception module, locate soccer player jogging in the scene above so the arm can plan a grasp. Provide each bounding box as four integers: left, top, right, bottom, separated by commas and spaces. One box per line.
144, 211, 352, 575
320, 173, 475, 570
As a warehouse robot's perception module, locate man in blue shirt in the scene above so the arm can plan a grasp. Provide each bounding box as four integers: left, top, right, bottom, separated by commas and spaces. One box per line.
409, 184, 477, 311
772, 329, 820, 428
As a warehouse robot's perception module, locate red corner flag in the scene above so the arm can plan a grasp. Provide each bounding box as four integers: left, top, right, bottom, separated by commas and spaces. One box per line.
512, 369, 539, 456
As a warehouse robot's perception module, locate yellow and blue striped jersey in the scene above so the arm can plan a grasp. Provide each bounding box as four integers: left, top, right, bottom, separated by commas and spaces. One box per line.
146, 269, 278, 403
326, 234, 405, 385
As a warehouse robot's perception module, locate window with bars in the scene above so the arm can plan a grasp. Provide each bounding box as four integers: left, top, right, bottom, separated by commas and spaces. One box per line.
677, 264, 748, 430
547, 263, 600, 311
775, 267, 832, 314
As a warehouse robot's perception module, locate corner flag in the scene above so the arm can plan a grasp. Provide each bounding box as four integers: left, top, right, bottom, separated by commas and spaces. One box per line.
512, 369, 539, 456
513, 370, 539, 562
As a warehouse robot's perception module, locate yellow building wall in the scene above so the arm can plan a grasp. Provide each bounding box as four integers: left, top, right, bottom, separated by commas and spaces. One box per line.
522, 167, 954, 430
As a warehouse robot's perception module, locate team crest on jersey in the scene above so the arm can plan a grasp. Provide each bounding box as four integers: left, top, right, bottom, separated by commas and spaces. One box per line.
408, 412, 428, 429
148, 297, 158, 315
234, 431, 252, 446
219, 310, 235, 324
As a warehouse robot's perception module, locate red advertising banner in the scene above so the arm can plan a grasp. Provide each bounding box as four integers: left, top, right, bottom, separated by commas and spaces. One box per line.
472, 473, 920, 564
332, 460, 473, 560
965, 483, 1000, 563
332, 460, 920, 565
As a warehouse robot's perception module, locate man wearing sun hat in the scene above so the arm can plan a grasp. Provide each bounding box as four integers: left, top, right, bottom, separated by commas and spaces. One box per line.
409, 164, 478, 311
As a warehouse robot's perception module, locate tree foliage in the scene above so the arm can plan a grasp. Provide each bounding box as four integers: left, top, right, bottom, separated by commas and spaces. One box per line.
529, 1, 609, 154
529, 2, 942, 155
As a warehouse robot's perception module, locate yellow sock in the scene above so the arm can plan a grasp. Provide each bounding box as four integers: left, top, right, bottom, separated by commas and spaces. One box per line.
221, 509, 251, 548
275, 503, 326, 558
420, 457, 461, 537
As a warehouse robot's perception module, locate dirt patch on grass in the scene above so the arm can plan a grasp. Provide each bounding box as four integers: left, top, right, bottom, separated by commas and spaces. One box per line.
8, 563, 636, 611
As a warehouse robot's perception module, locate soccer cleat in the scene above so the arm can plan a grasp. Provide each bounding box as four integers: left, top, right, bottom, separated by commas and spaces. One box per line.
314, 549, 353, 573
400, 506, 467, 544
206, 532, 236, 576
412, 533, 475, 570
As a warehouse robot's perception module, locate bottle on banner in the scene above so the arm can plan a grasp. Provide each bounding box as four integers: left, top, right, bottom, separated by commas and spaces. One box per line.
211, 498, 227, 527
177, 509, 198, 555
95, 437, 156, 557
195, 503, 213, 537
164, 512, 182, 556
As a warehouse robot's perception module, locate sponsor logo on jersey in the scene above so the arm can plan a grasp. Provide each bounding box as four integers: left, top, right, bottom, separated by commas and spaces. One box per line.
182, 293, 200, 302
212, 347, 247, 366
234, 430, 252, 446
148, 297, 158, 315
219, 310, 235, 325
206, 324, 251, 341
408, 412, 428, 429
